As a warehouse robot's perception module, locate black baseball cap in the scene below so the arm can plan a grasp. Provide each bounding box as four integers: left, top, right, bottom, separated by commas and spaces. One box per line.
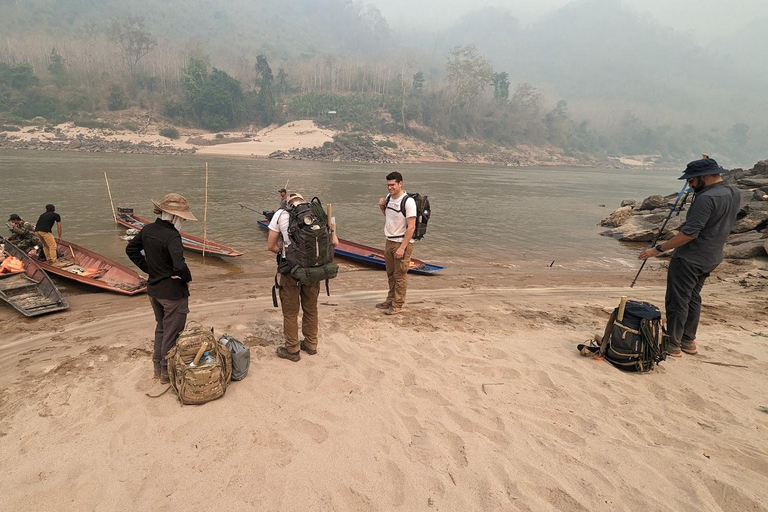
8, 214, 21, 221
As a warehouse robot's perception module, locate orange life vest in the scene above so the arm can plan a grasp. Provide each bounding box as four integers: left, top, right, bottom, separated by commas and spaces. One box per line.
0, 256, 25, 274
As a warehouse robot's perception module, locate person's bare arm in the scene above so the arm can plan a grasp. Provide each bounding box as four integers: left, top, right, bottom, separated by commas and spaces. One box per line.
267, 229, 281, 254
638, 232, 695, 260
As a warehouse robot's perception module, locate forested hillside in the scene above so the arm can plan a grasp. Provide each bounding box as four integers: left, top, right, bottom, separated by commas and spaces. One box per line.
0, 0, 764, 166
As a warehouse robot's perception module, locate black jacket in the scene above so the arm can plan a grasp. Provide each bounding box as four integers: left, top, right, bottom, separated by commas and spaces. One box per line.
126, 219, 192, 299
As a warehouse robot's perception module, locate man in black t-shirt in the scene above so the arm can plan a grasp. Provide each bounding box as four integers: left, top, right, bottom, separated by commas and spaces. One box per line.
35, 204, 63, 266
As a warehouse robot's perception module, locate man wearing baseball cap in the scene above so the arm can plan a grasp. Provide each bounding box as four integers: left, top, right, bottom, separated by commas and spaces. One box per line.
639, 157, 740, 357
278, 188, 287, 209
126, 193, 197, 383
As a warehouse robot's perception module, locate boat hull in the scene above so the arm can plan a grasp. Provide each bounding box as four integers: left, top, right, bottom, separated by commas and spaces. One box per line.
116, 213, 243, 258
37, 239, 147, 295
0, 241, 69, 316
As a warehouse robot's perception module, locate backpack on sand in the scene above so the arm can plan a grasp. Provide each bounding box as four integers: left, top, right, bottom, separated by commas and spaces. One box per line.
578, 298, 667, 372
386, 192, 431, 241
166, 323, 232, 404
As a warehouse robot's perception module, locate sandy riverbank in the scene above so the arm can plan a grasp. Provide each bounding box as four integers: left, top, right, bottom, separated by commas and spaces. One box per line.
0, 118, 603, 167
0, 260, 766, 511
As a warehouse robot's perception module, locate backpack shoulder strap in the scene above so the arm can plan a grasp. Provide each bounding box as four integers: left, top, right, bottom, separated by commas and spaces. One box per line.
598, 309, 618, 358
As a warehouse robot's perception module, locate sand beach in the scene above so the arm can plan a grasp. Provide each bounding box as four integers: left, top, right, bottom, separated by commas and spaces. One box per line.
0, 259, 766, 511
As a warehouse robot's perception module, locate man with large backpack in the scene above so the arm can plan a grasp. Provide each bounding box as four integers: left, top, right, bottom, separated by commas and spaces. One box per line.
377, 171, 416, 315
267, 193, 339, 362
638, 157, 740, 357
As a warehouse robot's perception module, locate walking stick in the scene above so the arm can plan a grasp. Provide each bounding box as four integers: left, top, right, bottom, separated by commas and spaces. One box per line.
630, 181, 691, 288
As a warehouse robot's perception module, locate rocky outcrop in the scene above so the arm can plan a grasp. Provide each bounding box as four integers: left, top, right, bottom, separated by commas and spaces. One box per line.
268, 139, 398, 164
601, 159, 768, 261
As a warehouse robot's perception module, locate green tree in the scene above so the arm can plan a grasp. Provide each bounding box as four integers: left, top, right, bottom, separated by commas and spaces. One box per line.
492, 72, 509, 101
412, 71, 424, 91
0, 62, 39, 89
109, 16, 157, 78
446, 45, 493, 109
255, 54, 275, 125
276, 67, 288, 94
108, 83, 128, 110
47, 48, 67, 87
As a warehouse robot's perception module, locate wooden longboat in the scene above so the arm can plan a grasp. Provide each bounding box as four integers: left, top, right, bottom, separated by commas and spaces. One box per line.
115, 209, 243, 258
255, 215, 444, 276
37, 239, 147, 295
0, 240, 69, 316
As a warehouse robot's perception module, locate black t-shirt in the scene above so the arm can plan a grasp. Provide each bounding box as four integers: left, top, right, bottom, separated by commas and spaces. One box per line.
36, 211, 61, 232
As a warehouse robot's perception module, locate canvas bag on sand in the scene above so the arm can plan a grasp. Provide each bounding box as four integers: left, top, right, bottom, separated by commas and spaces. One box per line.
166, 323, 232, 405
219, 334, 250, 381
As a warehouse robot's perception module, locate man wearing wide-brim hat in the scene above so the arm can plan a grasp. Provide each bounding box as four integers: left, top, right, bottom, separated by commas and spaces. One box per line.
126, 193, 196, 383
639, 157, 740, 357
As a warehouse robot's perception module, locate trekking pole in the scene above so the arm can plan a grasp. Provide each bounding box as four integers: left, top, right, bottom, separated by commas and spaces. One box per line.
630, 182, 691, 288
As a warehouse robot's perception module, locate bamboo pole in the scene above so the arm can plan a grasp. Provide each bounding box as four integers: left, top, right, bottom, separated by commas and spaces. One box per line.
104, 172, 117, 223
203, 163, 209, 262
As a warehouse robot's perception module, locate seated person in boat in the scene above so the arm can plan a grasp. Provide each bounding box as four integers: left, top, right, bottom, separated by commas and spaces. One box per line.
6, 214, 41, 252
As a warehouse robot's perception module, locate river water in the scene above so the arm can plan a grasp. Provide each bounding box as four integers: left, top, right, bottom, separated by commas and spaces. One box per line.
0, 150, 681, 272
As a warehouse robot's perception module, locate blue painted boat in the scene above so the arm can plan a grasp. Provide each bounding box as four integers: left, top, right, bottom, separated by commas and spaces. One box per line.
254, 216, 444, 275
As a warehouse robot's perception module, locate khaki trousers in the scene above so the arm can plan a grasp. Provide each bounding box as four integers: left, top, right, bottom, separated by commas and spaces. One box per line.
36, 231, 57, 263
279, 275, 319, 354
384, 240, 413, 308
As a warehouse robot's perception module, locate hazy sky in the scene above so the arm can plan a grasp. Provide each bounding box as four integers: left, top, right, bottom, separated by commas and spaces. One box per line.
373, 0, 766, 38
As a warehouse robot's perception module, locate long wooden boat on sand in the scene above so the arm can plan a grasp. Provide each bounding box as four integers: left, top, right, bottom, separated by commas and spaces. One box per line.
115, 207, 243, 258
37, 239, 147, 295
0, 240, 69, 316
255, 209, 444, 275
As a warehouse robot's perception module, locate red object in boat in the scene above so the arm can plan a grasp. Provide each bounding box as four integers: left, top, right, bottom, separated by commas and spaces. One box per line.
37, 239, 147, 295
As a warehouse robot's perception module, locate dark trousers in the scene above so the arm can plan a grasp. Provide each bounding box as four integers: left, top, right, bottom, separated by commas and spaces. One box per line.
665, 258, 716, 348
149, 296, 189, 369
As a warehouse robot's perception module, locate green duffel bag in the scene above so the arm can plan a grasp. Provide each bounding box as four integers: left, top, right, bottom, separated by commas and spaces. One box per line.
289, 262, 339, 286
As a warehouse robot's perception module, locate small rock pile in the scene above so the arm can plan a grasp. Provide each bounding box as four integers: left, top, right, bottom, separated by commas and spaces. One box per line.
600, 160, 768, 260
268, 140, 398, 164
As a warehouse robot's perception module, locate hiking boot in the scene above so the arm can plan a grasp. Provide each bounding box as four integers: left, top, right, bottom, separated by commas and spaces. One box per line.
681, 341, 698, 355
375, 301, 392, 309
51, 260, 68, 268
384, 306, 403, 315
159, 368, 170, 384
666, 346, 683, 358
300, 340, 317, 355
277, 346, 301, 362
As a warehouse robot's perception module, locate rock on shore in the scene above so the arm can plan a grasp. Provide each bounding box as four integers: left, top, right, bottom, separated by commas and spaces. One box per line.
268, 139, 398, 164
0, 130, 195, 156
600, 160, 768, 259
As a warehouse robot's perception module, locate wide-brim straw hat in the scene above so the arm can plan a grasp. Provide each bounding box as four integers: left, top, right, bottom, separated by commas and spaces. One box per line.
152, 193, 198, 221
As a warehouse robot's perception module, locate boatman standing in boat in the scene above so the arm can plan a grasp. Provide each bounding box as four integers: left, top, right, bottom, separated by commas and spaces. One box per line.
35, 204, 65, 267
638, 157, 740, 357
126, 193, 196, 383
377, 171, 416, 315
278, 188, 288, 209
6, 213, 40, 252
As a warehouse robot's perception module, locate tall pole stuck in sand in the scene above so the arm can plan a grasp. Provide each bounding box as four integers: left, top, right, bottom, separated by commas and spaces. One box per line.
104, 172, 117, 223
203, 163, 209, 261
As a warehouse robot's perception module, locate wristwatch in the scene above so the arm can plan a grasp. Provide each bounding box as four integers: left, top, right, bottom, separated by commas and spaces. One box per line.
655, 244, 665, 253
